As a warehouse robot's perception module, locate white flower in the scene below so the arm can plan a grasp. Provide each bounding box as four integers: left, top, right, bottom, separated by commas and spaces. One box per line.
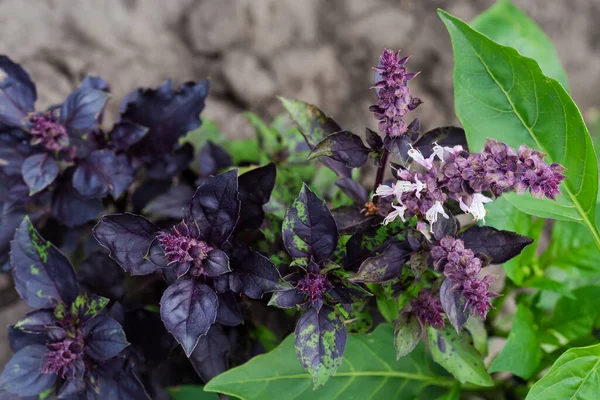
432, 142, 464, 161
460, 193, 493, 222
408, 145, 436, 169
416, 221, 432, 241
373, 184, 396, 198
383, 203, 407, 225
425, 201, 449, 232
374, 180, 418, 203
413, 175, 426, 199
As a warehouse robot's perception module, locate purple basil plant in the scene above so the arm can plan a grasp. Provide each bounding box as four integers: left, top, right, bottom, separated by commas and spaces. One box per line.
0, 55, 208, 270
269, 184, 371, 386
93, 168, 283, 368
0, 217, 145, 399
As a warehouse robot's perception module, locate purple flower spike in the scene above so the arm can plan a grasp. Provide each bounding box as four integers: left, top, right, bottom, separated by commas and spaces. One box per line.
157, 219, 213, 268
28, 112, 70, 153
432, 236, 498, 320
516, 145, 566, 200
297, 272, 332, 304
411, 289, 445, 329
370, 48, 421, 137
462, 275, 499, 319
41, 338, 84, 379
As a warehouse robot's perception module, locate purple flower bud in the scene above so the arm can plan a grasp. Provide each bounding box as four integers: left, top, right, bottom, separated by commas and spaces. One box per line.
370, 48, 421, 137
157, 219, 213, 272
516, 145, 566, 200
297, 272, 332, 304
411, 289, 445, 329
461, 275, 499, 319
28, 112, 70, 153
41, 338, 84, 379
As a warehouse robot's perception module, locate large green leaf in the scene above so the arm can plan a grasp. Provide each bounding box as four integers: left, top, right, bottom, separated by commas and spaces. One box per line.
540, 286, 600, 352
526, 343, 600, 400
489, 304, 541, 379
167, 385, 219, 400
471, 0, 569, 91
428, 326, 493, 387
205, 324, 460, 399
540, 204, 600, 273
439, 10, 600, 248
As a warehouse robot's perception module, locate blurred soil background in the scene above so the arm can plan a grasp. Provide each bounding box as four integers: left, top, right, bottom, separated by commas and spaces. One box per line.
1, 0, 599, 366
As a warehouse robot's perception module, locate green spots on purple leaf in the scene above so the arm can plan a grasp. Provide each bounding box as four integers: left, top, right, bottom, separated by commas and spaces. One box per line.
294, 305, 347, 387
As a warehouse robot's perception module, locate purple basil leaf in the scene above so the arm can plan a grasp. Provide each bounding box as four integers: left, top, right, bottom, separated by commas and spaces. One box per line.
439, 278, 468, 332
13, 309, 57, 334
21, 153, 59, 195
335, 177, 368, 205
78, 252, 126, 301
237, 163, 276, 231
308, 131, 370, 168
0, 56, 36, 128
142, 184, 194, 220
189, 169, 240, 246
73, 150, 135, 198
228, 246, 285, 299
93, 213, 160, 276
409, 250, 429, 278
197, 141, 233, 178
121, 80, 209, 159
159, 279, 218, 357
56, 357, 85, 398
121, 308, 175, 365
70, 292, 110, 325
146, 143, 194, 180
8, 326, 46, 353
383, 135, 412, 166
189, 324, 230, 383
146, 236, 168, 270
330, 205, 378, 235
0, 345, 56, 396
458, 226, 534, 264
279, 97, 351, 178
109, 121, 148, 151
268, 287, 305, 308
294, 305, 347, 387
58, 368, 86, 399
394, 312, 422, 359
432, 207, 457, 241
328, 270, 371, 304
414, 126, 468, 157
283, 184, 338, 263
83, 315, 129, 362
350, 241, 413, 283
215, 292, 243, 327
79, 75, 110, 92
203, 249, 231, 277
51, 177, 103, 227
94, 357, 150, 400
0, 129, 34, 177
0, 209, 27, 271
10, 217, 79, 308
365, 128, 383, 150
60, 87, 109, 133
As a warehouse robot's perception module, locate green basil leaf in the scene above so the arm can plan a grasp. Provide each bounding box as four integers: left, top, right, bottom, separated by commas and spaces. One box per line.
471, 0, 569, 91
205, 324, 458, 399
526, 343, 600, 400
439, 10, 600, 248
489, 304, 541, 379
167, 385, 219, 400
541, 204, 600, 273
428, 326, 493, 387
